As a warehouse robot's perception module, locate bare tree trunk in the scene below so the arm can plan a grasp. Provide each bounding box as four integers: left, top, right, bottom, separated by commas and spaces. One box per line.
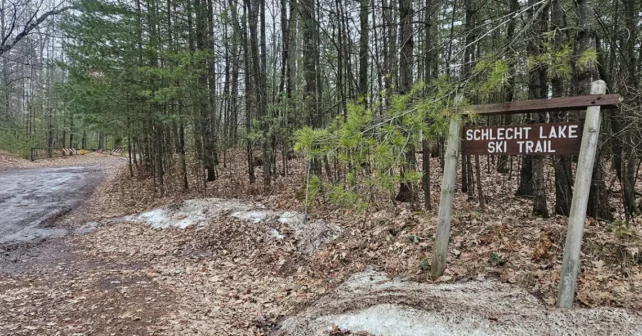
462, 0, 476, 200
475, 154, 485, 209
497, 0, 518, 174
528, 0, 549, 217
358, 0, 369, 104
516, 155, 533, 196
336, 0, 346, 119
258, 0, 271, 190
302, 0, 317, 127
241, 1, 255, 183
382, 0, 396, 101
395, 0, 416, 203
466, 153, 474, 198
575, 0, 611, 220
550, 0, 572, 216
302, 0, 321, 175
422, 0, 435, 210
205, 0, 218, 182
620, 0, 638, 219
127, 117, 133, 177
461, 153, 469, 193
228, 0, 241, 146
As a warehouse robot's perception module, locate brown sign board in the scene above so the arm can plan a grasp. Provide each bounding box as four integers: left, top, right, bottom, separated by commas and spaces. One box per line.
462, 122, 582, 155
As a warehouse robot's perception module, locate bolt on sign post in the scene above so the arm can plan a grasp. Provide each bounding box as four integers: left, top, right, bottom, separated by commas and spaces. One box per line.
430, 80, 620, 308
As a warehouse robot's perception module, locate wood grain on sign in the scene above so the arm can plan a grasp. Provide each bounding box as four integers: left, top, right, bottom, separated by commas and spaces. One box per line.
462, 122, 582, 155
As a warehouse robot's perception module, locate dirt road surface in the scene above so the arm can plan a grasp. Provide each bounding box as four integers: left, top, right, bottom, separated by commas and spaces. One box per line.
0, 166, 102, 244
0, 157, 172, 336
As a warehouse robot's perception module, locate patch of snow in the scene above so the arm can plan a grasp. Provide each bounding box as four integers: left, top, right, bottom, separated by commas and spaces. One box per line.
276, 268, 642, 336
123, 198, 343, 254
318, 304, 491, 336
125, 198, 256, 229
278, 211, 305, 225
231, 210, 276, 223
271, 229, 285, 240
138, 208, 175, 228
74, 221, 100, 235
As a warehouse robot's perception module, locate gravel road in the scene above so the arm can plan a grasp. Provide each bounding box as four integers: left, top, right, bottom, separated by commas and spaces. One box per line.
0, 165, 103, 245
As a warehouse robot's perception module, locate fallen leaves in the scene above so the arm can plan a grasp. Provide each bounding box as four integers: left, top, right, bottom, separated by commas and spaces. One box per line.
1, 150, 641, 335
532, 232, 553, 262
0, 150, 124, 171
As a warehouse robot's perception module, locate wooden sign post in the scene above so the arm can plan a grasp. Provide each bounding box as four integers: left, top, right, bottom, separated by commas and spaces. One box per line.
556, 81, 607, 308
430, 80, 619, 308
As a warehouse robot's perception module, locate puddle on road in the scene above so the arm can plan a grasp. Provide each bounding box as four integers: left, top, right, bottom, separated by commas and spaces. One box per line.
0, 165, 102, 245
0, 227, 69, 244
0, 221, 102, 245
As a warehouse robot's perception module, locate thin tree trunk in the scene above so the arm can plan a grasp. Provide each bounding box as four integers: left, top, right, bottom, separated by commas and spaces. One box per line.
242, 1, 255, 183
550, 0, 572, 216
422, 0, 435, 211
475, 154, 484, 209
528, 0, 549, 217
395, 0, 416, 203
358, 0, 369, 103
497, 0, 518, 174
576, 0, 611, 220
620, 0, 638, 219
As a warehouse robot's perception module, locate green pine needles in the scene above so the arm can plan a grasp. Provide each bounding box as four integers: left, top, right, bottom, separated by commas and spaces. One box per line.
294, 79, 459, 212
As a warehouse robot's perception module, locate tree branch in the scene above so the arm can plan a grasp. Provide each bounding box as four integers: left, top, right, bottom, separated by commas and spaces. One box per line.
0, 5, 74, 56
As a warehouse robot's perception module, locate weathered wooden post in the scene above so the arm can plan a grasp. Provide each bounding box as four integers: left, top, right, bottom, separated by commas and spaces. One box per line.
431, 114, 462, 279
557, 80, 606, 308
430, 82, 618, 284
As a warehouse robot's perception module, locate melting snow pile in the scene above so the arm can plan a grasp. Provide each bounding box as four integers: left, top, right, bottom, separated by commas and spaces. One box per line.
125, 198, 343, 254
125, 198, 259, 229
276, 268, 642, 336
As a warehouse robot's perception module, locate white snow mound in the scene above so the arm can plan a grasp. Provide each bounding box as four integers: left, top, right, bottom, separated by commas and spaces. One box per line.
275, 268, 642, 336
125, 198, 343, 254
125, 198, 259, 229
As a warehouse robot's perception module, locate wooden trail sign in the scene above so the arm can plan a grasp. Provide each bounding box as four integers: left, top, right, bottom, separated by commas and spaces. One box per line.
462, 123, 583, 155
430, 80, 621, 309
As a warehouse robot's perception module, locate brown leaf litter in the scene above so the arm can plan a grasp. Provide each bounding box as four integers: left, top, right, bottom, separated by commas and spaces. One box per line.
0, 150, 640, 335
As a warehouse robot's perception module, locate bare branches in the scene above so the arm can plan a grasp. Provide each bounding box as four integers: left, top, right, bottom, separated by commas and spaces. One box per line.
0, 3, 74, 57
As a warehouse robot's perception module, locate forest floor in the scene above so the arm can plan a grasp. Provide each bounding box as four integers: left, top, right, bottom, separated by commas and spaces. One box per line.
0, 150, 641, 335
